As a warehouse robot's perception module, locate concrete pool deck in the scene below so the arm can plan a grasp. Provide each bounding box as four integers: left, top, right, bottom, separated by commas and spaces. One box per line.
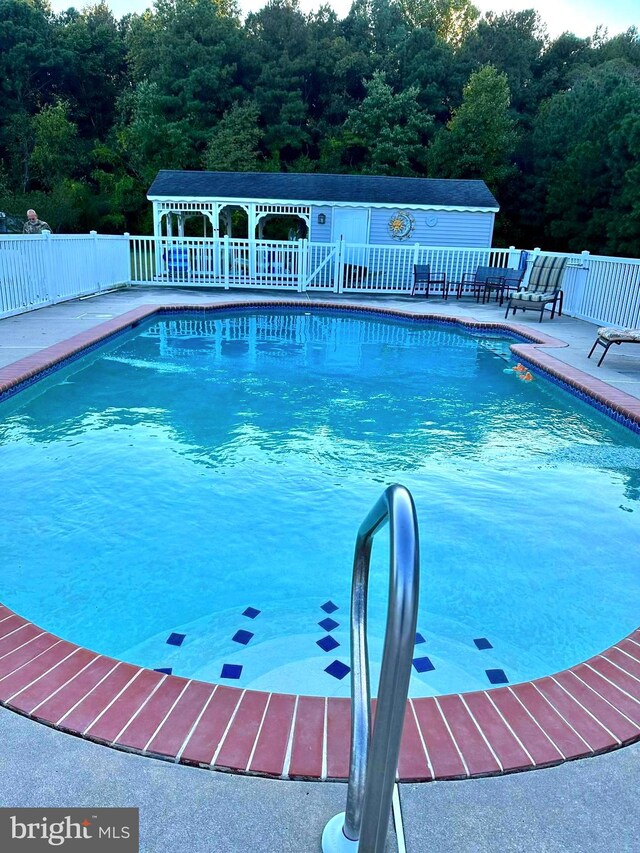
1, 287, 639, 850
1, 703, 638, 852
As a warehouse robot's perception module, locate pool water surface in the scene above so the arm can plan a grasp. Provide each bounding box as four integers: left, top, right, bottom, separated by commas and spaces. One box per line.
0, 309, 639, 698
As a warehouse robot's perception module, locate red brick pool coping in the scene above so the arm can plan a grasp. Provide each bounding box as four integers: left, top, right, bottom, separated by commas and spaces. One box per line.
1, 300, 639, 782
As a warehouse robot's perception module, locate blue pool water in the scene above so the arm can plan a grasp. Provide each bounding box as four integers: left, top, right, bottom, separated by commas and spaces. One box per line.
1, 309, 639, 698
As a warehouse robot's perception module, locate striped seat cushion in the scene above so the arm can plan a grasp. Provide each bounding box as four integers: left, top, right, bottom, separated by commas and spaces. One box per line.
598, 327, 640, 343
511, 291, 555, 303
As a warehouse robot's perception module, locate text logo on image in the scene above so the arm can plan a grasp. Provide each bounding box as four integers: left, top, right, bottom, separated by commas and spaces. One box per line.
0, 808, 139, 851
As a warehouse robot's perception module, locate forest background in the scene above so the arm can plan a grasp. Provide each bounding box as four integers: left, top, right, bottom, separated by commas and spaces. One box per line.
0, 0, 638, 254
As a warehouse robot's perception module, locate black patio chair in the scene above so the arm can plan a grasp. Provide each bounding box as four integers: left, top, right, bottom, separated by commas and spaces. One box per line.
483, 268, 526, 305
411, 264, 448, 300
456, 265, 522, 304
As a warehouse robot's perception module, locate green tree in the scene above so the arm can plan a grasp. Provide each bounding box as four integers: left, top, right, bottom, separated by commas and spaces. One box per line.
336, 71, 433, 174
126, 0, 249, 153
245, 0, 313, 164
607, 112, 640, 256
534, 32, 593, 103
387, 24, 460, 121
595, 26, 640, 66
397, 0, 478, 47
530, 60, 640, 255
53, 3, 128, 139
30, 100, 80, 189
457, 10, 547, 116
0, 0, 61, 190
428, 65, 517, 191
116, 81, 194, 185
203, 101, 263, 171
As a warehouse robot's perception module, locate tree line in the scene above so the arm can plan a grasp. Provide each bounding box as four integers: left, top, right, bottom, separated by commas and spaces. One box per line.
1, 0, 639, 255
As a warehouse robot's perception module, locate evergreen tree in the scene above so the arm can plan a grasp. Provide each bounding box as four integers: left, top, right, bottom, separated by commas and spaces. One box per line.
337, 71, 433, 174
530, 60, 640, 255
428, 65, 517, 191
203, 102, 263, 171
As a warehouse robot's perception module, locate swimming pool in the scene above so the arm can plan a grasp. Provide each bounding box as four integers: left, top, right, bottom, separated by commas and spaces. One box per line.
1, 307, 639, 700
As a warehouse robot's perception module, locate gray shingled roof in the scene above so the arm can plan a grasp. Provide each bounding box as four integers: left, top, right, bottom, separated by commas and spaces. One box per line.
147, 171, 499, 210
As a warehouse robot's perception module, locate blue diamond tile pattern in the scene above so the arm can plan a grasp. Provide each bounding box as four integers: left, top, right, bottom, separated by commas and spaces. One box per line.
486, 668, 509, 685
412, 656, 435, 673
166, 632, 186, 647
221, 663, 243, 679
232, 630, 254, 645
317, 635, 340, 652
321, 600, 339, 613
242, 607, 261, 619
415, 633, 426, 645
325, 660, 351, 680
154, 667, 172, 675
319, 617, 339, 632
474, 637, 493, 650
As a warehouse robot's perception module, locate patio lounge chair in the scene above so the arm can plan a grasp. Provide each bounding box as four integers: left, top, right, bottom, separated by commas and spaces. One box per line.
412, 264, 448, 299
504, 255, 567, 322
588, 327, 640, 366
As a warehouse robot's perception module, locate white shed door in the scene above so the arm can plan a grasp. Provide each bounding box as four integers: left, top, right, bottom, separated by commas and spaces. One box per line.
332, 208, 369, 244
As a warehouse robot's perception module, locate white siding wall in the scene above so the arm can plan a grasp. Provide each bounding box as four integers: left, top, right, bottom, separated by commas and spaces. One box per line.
369, 208, 494, 247
309, 205, 333, 242
309, 206, 495, 247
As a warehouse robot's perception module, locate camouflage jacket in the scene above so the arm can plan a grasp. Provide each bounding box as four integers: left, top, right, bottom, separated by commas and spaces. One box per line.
23, 219, 52, 234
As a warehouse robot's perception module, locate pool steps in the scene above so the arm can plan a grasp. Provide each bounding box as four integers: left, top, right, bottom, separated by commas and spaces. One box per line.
1, 604, 639, 782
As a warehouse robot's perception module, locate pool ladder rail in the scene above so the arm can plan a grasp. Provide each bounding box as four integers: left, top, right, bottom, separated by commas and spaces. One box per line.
322, 484, 420, 853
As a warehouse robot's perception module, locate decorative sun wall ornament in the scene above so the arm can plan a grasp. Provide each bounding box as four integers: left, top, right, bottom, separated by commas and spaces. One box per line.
387, 210, 415, 240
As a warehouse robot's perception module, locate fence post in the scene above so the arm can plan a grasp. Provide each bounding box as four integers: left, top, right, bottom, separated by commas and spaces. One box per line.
335, 237, 344, 294
297, 238, 306, 292
412, 243, 420, 294
90, 230, 102, 292
40, 230, 55, 305
569, 250, 590, 319
223, 235, 230, 290
508, 245, 518, 269
123, 233, 132, 284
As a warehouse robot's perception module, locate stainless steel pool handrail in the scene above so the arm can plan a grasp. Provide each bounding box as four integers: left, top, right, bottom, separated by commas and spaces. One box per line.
325, 484, 420, 852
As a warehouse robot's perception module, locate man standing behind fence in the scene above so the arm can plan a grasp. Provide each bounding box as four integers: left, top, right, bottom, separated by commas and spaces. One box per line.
23, 209, 52, 234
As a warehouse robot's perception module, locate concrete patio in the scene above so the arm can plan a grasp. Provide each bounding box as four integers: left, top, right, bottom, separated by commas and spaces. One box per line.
1, 703, 638, 852
0, 286, 639, 852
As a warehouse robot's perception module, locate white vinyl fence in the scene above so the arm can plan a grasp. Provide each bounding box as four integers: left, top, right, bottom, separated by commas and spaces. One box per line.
128, 234, 522, 296
559, 252, 640, 328
1, 232, 639, 331
0, 232, 130, 319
